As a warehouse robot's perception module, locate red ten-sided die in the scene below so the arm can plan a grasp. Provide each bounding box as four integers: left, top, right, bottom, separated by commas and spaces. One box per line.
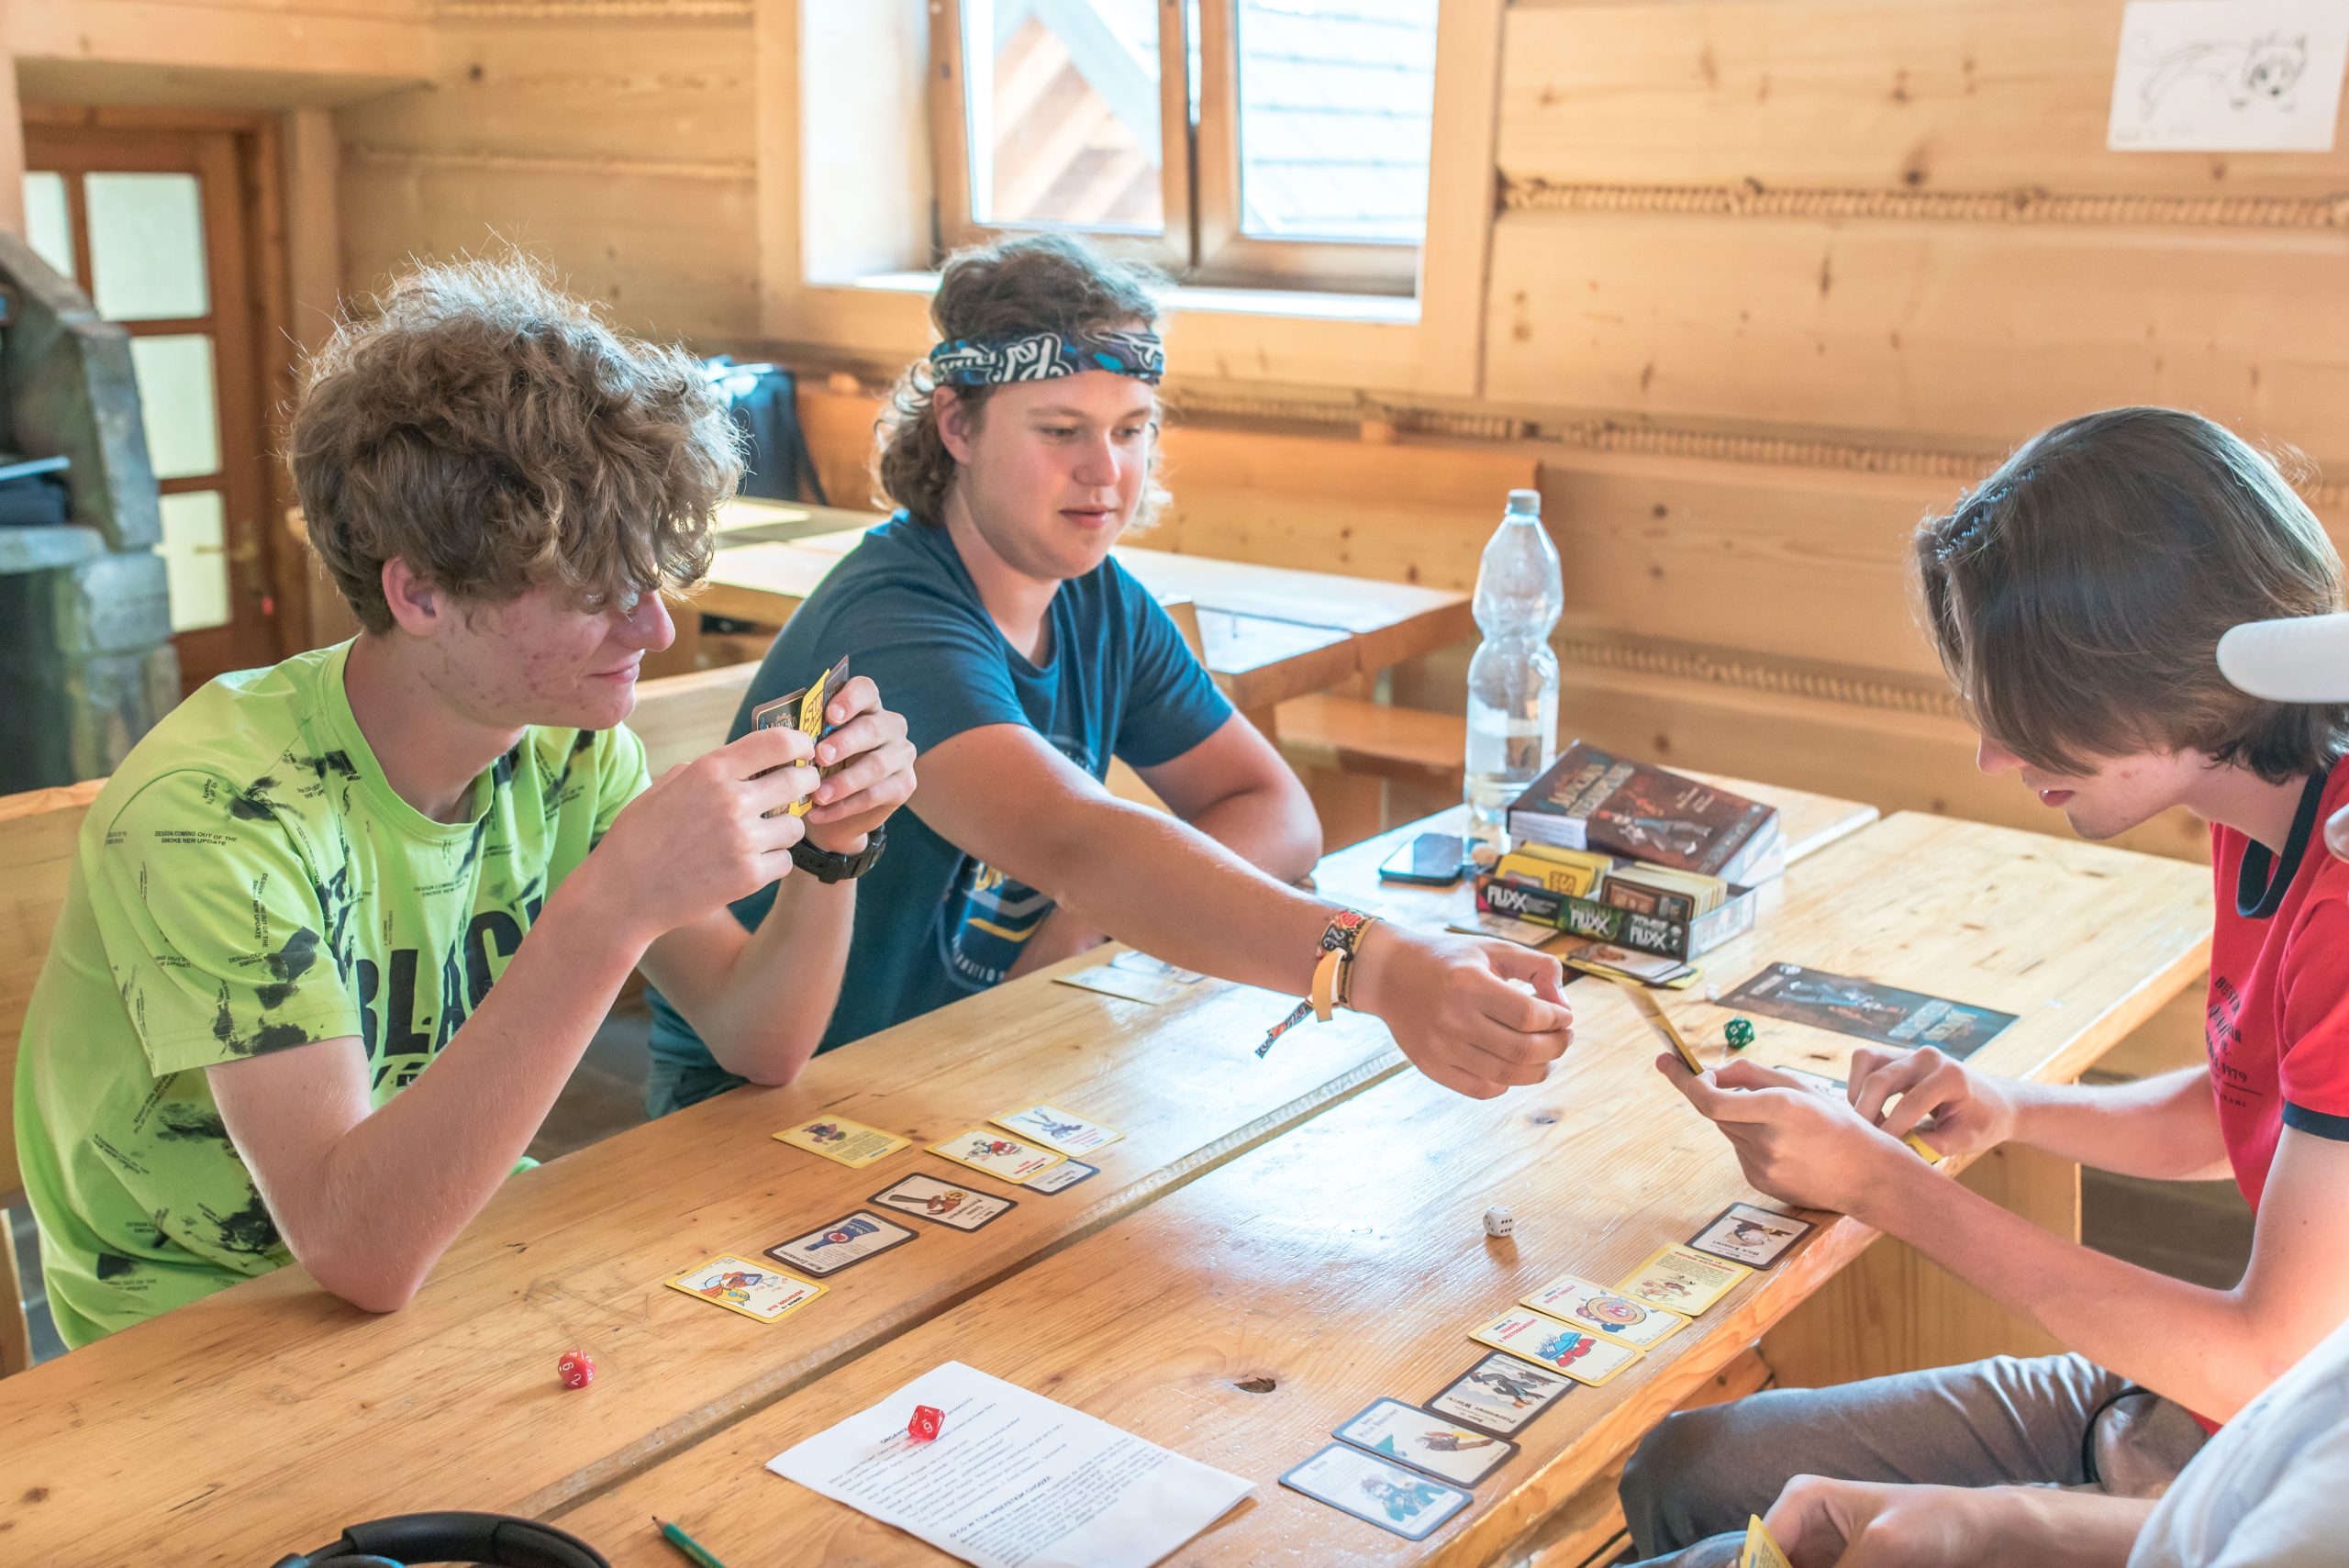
557, 1351, 596, 1389
908, 1404, 944, 1441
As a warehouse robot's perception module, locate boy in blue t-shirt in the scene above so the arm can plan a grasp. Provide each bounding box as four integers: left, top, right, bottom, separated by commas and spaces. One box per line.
647, 234, 1575, 1114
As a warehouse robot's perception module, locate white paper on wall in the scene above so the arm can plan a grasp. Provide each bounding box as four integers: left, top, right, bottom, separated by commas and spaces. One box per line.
2108, 0, 2349, 152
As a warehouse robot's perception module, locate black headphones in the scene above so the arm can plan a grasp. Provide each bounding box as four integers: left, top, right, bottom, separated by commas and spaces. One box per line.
267, 1512, 609, 1568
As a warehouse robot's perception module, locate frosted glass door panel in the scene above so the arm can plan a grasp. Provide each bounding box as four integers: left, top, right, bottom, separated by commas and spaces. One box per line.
158, 490, 232, 633
128, 334, 222, 480
86, 172, 210, 320
22, 172, 75, 280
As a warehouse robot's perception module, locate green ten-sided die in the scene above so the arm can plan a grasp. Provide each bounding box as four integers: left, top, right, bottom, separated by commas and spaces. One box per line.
1724, 1018, 1756, 1051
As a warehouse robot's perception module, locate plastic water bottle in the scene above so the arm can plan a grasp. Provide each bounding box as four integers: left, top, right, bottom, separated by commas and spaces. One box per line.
1464, 488, 1562, 847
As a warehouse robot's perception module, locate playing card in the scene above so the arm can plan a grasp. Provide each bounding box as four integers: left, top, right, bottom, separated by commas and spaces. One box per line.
1618, 1244, 1753, 1315
1446, 911, 1556, 949
1278, 1441, 1473, 1542
1722, 961, 2015, 1057
1687, 1203, 1813, 1270
1560, 941, 1695, 986
1332, 1397, 1519, 1486
926, 1128, 1064, 1184
1422, 1353, 1575, 1438
1469, 1307, 1642, 1387
1611, 978, 1704, 1073
1022, 1158, 1098, 1195
1053, 964, 1186, 1006
1780, 1066, 1848, 1097
868, 1173, 1017, 1231
990, 1103, 1123, 1156
763, 1211, 917, 1277
774, 1115, 910, 1169
1108, 950, 1204, 984
751, 655, 851, 817
1741, 1514, 1794, 1568
1519, 1273, 1690, 1349
666, 1254, 825, 1323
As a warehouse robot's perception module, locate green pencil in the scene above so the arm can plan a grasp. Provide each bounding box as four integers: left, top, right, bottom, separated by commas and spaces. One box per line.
652, 1516, 729, 1568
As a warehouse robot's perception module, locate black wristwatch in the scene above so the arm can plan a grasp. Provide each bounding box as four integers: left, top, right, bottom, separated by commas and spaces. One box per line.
790, 824, 887, 884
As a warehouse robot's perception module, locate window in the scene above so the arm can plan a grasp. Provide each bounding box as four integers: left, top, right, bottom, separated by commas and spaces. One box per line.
930, 0, 1438, 295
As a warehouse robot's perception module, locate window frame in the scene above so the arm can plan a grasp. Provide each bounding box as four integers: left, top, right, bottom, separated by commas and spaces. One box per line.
927, 0, 1422, 296
929, 0, 1196, 277
1189, 0, 1420, 295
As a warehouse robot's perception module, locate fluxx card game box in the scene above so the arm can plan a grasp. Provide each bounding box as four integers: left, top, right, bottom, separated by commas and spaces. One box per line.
1474, 864, 1760, 962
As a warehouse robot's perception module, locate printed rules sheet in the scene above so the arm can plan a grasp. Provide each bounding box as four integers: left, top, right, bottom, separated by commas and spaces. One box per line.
767, 1362, 1252, 1568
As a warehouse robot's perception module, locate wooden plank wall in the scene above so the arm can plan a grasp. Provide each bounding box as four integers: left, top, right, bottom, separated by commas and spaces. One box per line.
1475, 0, 2344, 871
313, 0, 2345, 895
333, 1, 761, 343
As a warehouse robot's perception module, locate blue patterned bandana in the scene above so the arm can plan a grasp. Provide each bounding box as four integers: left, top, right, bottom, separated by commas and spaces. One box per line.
927, 329, 1163, 387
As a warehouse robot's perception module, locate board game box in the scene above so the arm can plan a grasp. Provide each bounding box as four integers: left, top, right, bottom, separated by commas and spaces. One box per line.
1508, 742, 1783, 885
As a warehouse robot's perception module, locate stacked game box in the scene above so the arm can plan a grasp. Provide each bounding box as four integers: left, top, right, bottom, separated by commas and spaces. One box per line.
1507, 742, 1782, 884
1475, 745, 1783, 962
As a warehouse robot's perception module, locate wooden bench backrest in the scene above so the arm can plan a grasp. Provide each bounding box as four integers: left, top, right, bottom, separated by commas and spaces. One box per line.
1, 781, 102, 1200
629, 662, 761, 777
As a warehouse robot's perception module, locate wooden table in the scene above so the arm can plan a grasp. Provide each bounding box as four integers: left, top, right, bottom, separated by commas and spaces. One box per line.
708, 497, 892, 547
557, 812, 2212, 1566
0, 784, 1862, 1568
693, 525, 1473, 719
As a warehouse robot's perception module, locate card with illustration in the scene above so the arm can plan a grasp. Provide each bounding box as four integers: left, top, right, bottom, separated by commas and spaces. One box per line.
1779, 1066, 1848, 1097
750, 654, 851, 817
1108, 950, 1204, 984
1278, 1441, 1473, 1542
1559, 941, 1695, 986
1421, 1353, 1575, 1438
763, 1211, 917, 1277
926, 1128, 1065, 1184
1687, 1203, 1813, 1270
990, 1103, 1124, 1157
1332, 1397, 1519, 1487
1468, 1307, 1642, 1387
868, 1173, 1017, 1231
665, 1254, 825, 1323
1023, 1158, 1099, 1195
1519, 1272, 1690, 1349
1053, 964, 1187, 1006
773, 1115, 910, 1169
1618, 1244, 1753, 1316
1721, 962, 2014, 1057
1741, 1514, 1794, 1568
1446, 911, 1557, 950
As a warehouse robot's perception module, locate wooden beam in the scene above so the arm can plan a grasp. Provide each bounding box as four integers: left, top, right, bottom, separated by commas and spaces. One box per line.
1419, 0, 1505, 397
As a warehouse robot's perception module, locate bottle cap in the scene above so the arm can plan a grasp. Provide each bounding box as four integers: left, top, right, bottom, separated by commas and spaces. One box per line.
1506, 488, 1542, 515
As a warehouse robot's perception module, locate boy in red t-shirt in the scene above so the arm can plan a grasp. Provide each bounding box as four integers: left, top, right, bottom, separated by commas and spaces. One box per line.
1618, 406, 2349, 1566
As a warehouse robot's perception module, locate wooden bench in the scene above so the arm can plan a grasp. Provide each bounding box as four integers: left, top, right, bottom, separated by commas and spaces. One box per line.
0, 779, 103, 1377
1275, 692, 1468, 847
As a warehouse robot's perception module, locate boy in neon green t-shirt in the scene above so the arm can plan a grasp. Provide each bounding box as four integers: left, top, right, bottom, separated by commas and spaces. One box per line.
14, 258, 917, 1344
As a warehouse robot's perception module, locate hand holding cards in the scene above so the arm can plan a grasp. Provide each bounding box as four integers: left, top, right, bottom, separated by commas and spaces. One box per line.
751, 655, 851, 818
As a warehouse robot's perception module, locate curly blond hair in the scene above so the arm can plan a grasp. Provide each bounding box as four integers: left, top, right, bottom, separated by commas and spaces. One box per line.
291, 254, 740, 632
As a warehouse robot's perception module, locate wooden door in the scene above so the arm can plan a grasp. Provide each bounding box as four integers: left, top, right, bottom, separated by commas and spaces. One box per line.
21, 123, 277, 692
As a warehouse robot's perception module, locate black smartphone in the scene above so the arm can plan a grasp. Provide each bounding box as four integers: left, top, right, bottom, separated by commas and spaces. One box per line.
1379, 831, 1466, 886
